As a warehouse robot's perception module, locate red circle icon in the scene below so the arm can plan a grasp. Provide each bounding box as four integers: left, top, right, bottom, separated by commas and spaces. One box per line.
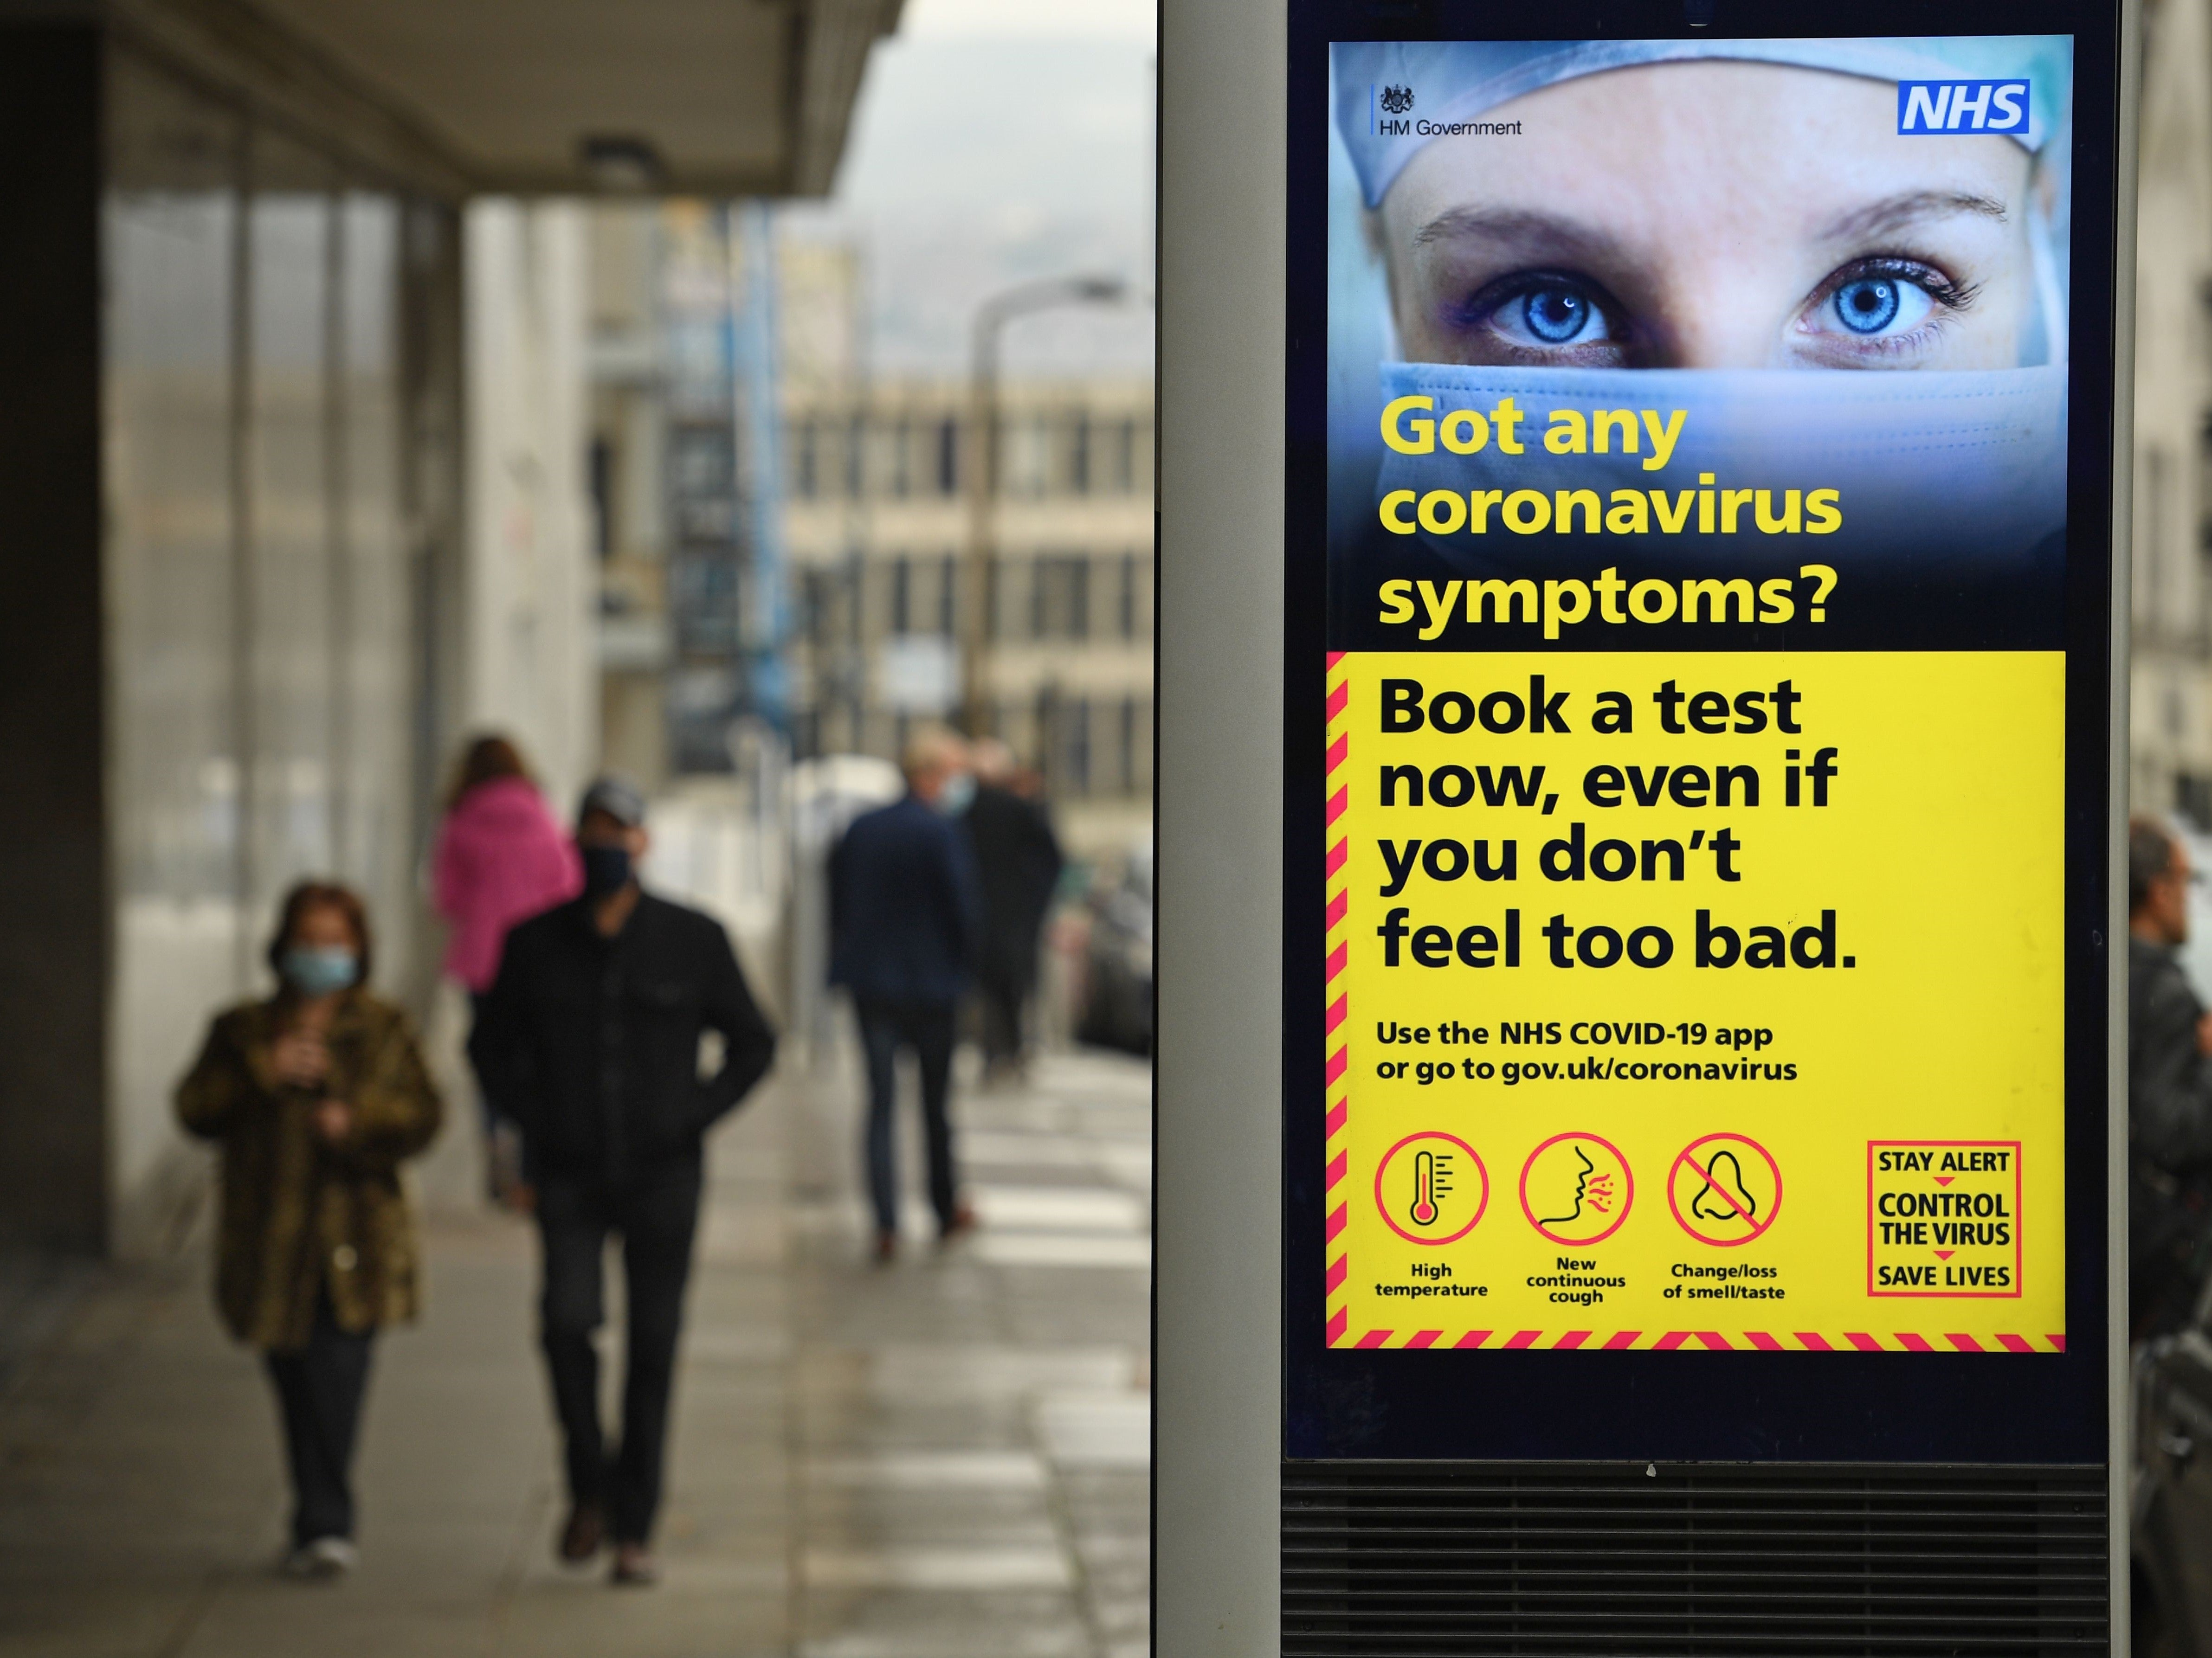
1373, 1131, 1489, 1246
1667, 1132, 1783, 1247
1518, 1131, 1634, 1247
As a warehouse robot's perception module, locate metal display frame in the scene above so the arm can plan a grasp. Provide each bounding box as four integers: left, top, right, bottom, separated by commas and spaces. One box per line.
1155, 0, 2136, 1649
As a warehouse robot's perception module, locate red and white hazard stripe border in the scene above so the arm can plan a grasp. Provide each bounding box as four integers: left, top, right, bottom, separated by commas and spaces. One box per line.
1324, 652, 1354, 1344
1336, 1328, 2067, 1352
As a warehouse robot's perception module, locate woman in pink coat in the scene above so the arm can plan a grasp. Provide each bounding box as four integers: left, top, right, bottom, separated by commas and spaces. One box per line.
432, 736, 580, 1200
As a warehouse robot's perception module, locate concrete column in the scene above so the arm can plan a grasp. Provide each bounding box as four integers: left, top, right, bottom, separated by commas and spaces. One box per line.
463, 200, 598, 812
0, 26, 106, 1252
1154, 0, 1283, 1650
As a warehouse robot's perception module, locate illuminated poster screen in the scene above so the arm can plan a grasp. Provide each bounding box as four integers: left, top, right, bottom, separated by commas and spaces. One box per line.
1318, 37, 2077, 1358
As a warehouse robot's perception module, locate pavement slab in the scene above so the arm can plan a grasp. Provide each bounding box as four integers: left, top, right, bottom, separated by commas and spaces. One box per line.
0, 1046, 1151, 1657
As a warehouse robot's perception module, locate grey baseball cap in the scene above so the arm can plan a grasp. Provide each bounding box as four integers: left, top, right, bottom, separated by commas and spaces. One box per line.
577, 775, 646, 829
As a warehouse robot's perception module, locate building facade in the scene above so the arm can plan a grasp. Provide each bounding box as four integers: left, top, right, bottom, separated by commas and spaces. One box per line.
782, 376, 1155, 858
586, 206, 1156, 859
0, 2, 891, 1258
2133, 0, 2212, 821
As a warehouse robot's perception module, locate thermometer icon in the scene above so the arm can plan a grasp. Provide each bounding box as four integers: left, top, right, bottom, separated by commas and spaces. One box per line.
1410, 1150, 1439, 1226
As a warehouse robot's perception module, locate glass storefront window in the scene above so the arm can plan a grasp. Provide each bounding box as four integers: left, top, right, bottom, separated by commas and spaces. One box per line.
103, 47, 440, 1240
104, 53, 244, 1209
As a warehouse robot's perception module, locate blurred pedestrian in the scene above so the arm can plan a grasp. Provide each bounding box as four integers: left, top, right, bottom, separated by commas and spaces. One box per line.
174, 882, 442, 1578
964, 737, 1064, 1081
2129, 816, 2212, 1338
469, 778, 776, 1586
830, 726, 983, 1260
432, 734, 581, 1206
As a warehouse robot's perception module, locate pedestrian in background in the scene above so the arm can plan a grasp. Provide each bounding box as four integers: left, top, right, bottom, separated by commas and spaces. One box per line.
830, 726, 983, 1260
175, 882, 443, 1578
965, 737, 1064, 1082
470, 778, 776, 1585
2129, 816, 2212, 1338
432, 734, 581, 1206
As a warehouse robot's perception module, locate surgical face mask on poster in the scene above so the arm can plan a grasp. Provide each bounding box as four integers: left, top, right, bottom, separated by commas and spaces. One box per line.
1365, 362, 2068, 573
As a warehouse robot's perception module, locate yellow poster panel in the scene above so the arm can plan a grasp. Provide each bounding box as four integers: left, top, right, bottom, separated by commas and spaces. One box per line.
1321, 650, 2064, 1354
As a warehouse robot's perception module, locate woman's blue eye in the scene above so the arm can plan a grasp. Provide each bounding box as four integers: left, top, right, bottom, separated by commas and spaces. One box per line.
1833, 278, 1901, 334
1522, 286, 1592, 343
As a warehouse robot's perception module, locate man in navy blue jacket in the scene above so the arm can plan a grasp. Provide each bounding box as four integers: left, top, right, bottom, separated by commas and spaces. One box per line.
831, 727, 983, 1259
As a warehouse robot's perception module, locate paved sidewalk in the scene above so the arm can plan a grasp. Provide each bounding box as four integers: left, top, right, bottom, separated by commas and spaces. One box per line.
0, 1047, 1151, 1658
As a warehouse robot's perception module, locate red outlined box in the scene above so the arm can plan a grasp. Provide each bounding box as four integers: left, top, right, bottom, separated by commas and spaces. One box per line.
1865, 1139, 2023, 1299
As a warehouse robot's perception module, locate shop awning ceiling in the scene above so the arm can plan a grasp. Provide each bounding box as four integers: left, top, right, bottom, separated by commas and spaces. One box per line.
110, 0, 902, 197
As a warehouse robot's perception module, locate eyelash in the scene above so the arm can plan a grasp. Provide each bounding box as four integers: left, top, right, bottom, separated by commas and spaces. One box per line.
1815, 257, 1978, 328
1447, 258, 1979, 349
1450, 269, 1623, 336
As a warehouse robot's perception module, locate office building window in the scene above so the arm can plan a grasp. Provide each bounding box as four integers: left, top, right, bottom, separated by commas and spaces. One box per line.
938, 556, 957, 636
799, 572, 819, 646
890, 556, 912, 635
1032, 555, 1090, 640
792, 420, 818, 499
1069, 414, 1090, 495
1067, 697, 1092, 796
937, 417, 959, 495
1112, 419, 1137, 492
890, 416, 911, 498
1117, 554, 1137, 639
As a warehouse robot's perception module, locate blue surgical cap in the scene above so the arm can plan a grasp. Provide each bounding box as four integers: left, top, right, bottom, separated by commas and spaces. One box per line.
1335, 36, 2073, 208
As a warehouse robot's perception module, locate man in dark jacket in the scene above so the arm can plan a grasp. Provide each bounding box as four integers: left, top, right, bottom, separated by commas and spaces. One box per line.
470, 777, 775, 1584
830, 727, 982, 1260
965, 738, 1064, 1080
2129, 815, 2212, 1338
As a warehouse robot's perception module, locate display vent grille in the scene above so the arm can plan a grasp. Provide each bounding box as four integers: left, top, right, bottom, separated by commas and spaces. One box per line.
1283, 1461, 2107, 1656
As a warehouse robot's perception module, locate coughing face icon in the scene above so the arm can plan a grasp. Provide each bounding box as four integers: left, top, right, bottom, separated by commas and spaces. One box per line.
1518, 1132, 1635, 1246
1374, 1132, 1489, 1245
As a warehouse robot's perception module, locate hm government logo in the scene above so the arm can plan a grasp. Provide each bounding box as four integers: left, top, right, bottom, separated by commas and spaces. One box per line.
1373, 83, 1520, 141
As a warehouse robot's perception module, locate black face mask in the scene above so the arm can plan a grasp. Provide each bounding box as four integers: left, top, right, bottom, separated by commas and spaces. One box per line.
580, 843, 633, 896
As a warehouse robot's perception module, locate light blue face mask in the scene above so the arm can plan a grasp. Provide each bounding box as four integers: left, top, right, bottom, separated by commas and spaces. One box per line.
1368, 362, 2067, 575
281, 945, 360, 998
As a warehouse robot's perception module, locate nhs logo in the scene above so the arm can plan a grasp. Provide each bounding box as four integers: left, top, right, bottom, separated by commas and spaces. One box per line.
1897, 79, 2030, 135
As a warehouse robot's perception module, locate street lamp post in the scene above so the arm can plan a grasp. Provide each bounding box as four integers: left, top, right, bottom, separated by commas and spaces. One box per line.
961, 275, 1128, 740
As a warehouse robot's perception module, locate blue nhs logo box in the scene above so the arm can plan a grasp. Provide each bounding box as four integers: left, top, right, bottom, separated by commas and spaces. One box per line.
1897, 79, 2030, 134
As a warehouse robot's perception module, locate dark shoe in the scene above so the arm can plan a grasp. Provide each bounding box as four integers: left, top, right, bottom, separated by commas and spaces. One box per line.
611, 1543, 659, 1586
558, 1501, 606, 1565
938, 1201, 979, 1247
872, 1230, 897, 1264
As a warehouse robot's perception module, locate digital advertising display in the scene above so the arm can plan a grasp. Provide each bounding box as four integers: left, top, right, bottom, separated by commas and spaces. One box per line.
1286, 7, 2120, 1462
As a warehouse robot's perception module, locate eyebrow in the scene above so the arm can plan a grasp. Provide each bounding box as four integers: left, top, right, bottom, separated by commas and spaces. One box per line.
1410, 207, 1608, 251
1816, 190, 2008, 243
1412, 191, 2008, 256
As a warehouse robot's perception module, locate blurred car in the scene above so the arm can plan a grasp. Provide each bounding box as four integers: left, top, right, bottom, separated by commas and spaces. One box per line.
1074, 838, 1152, 1056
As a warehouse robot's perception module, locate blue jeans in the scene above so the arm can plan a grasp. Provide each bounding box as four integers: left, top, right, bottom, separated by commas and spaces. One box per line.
856, 1000, 958, 1235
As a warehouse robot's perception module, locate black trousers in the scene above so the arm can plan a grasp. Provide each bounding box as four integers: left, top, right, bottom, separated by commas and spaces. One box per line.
977, 958, 1026, 1063
264, 1294, 375, 1546
856, 999, 958, 1235
536, 1161, 702, 1544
